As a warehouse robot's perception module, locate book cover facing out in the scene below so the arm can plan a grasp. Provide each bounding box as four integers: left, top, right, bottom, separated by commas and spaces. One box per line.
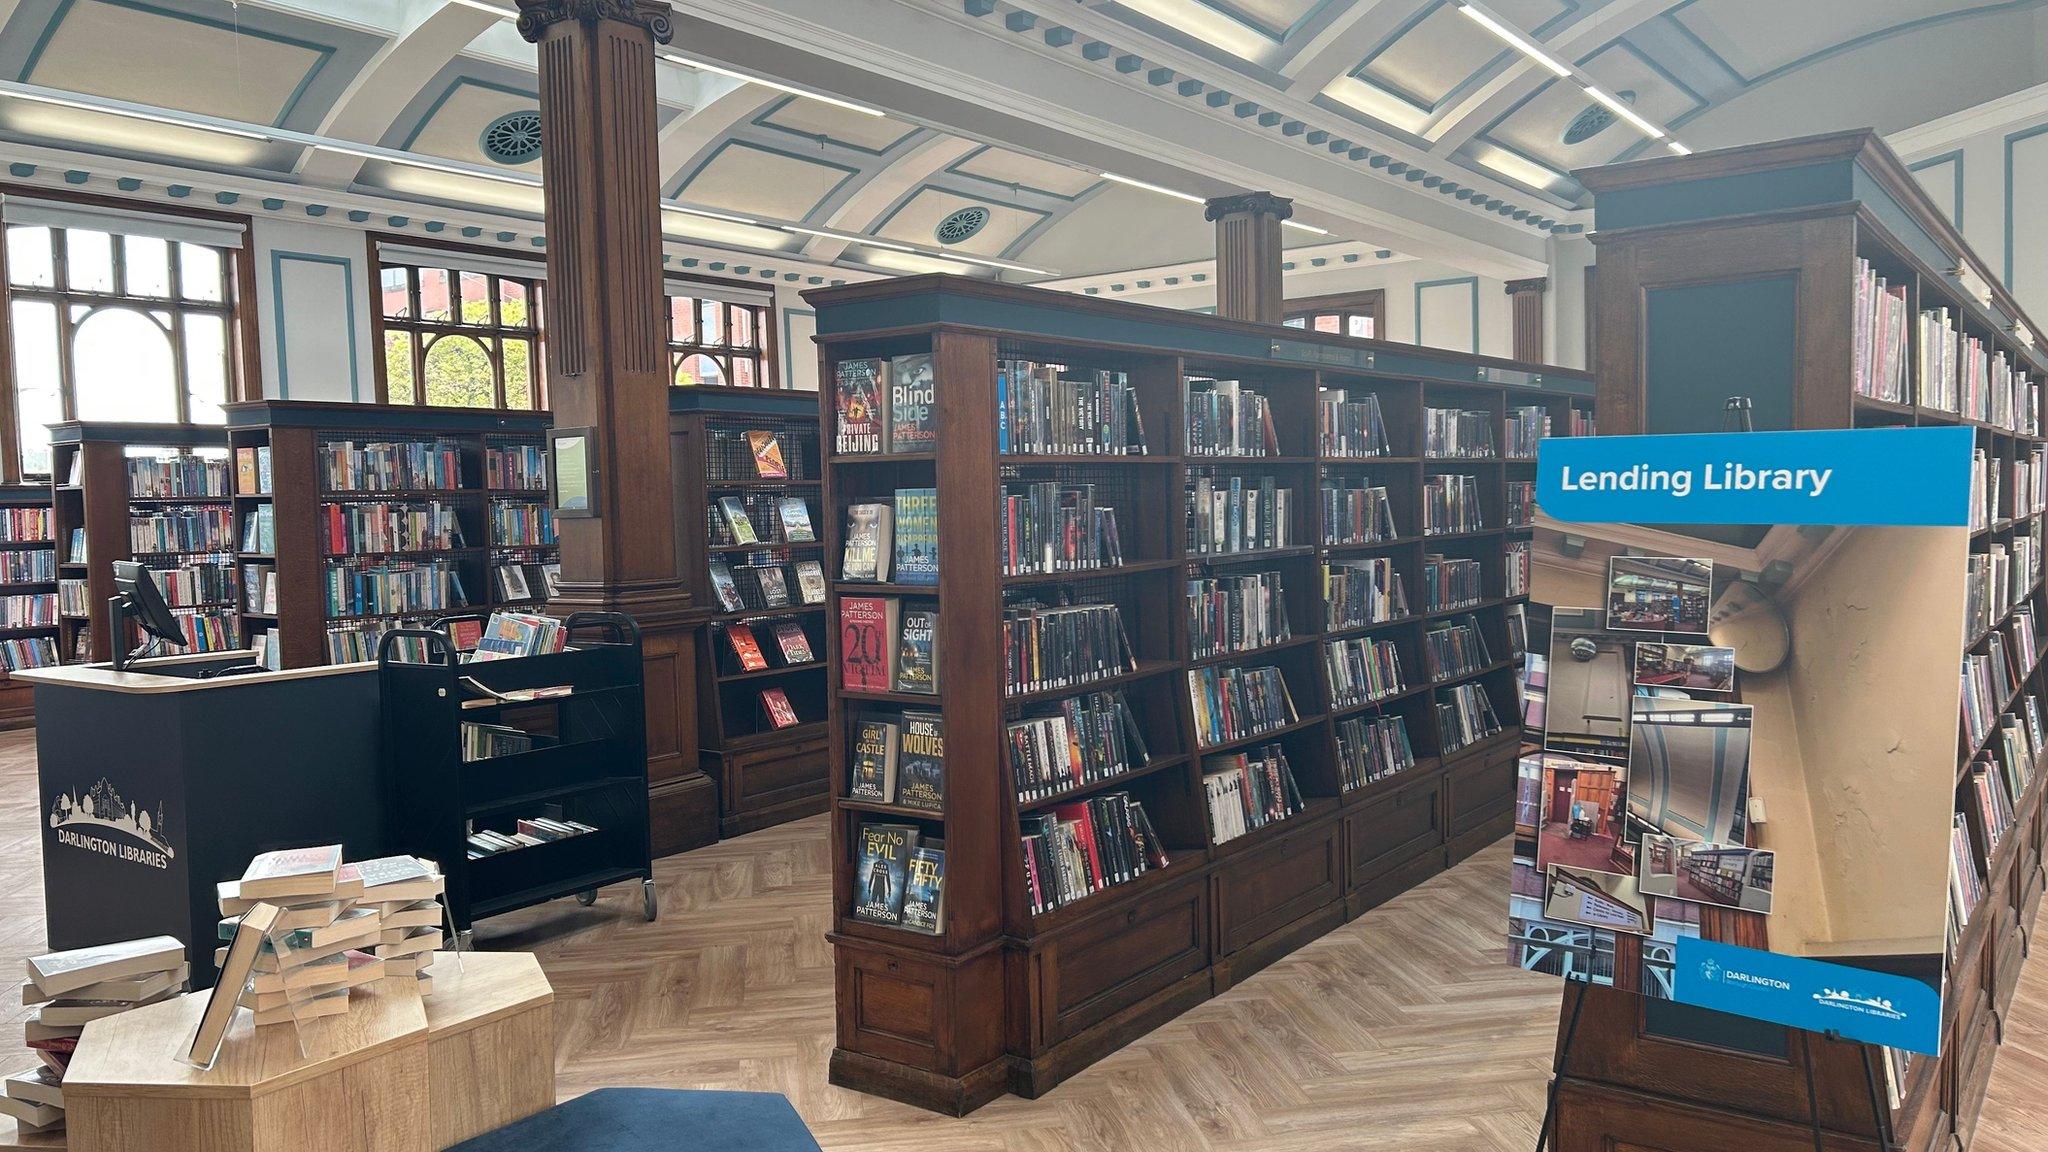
1509, 427, 1976, 1056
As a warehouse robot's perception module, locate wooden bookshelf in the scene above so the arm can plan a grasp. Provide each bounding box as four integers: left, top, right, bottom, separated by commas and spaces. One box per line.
1561, 129, 2048, 1152
806, 275, 1592, 1114
669, 387, 831, 837
47, 422, 235, 667
221, 401, 555, 669
0, 484, 57, 727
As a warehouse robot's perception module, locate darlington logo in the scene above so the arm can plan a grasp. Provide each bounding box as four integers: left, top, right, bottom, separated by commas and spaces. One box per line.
1699, 958, 1792, 992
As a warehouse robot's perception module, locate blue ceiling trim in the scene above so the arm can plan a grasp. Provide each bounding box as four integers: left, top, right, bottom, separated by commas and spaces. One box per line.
943, 144, 1103, 203
668, 137, 863, 219
1181, 0, 1349, 45
751, 94, 921, 157
397, 74, 538, 153
868, 182, 1052, 255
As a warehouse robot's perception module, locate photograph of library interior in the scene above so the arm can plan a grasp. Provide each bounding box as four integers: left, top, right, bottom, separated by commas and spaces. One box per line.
0, 1, 2046, 1149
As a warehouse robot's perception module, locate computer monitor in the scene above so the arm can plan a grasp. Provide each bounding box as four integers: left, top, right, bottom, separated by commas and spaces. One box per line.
111, 561, 186, 670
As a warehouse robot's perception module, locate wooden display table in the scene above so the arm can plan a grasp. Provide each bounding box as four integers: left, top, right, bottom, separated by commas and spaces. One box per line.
25, 953, 551, 1152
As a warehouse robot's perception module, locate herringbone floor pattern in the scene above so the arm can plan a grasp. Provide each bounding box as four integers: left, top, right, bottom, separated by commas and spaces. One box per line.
0, 724, 2044, 1149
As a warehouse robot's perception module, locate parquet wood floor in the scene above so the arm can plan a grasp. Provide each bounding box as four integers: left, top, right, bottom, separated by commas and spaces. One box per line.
0, 725, 2044, 1150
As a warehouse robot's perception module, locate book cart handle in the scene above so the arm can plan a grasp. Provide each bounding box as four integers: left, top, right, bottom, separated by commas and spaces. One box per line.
558, 611, 641, 649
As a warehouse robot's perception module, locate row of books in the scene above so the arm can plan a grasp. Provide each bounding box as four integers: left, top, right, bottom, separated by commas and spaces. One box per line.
467, 818, 599, 859
1919, 307, 2043, 433
704, 425, 812, 482
1505, 406, 1549, 459
710, 494, 816, 548
0, 593, 55, 627
1320, 390, 1389, 458
0, 506, 51, 543
1187, 663, 1298, 749
1964, 633, 2023, 751
1422, 474, 1487, 536
1203, 743, 1304, 845
491, 558, 556, 604
1324, 558, 1408, 629
1426, 616, 1494, 681
129, 454, 229, 498
322, 558, 466, 618
1852, 257, 1911, 405
1001, 600, 1135, 695
1007, 690, 1150, 804
130, 506, 235, 554
1000, 481, 1124, 576
2007, 447, 2048, 522
1421, 555, 1483, 612
240, 564, 277, 614
1321, 480, 1397, 545
1186, 472, 1293, 556
1336, 713, 1416, 790
1187, 570, 1290, 660
322, 439, 465, 493
833, 355, 939, 455
484, 442, 547, 491
1020, 794, 1165, 916
1437, 681, 1503, 753
842, 490, 938, 585
1506, 539, 1532, 598
57, 579, 85, 618
63, 527, 84, 565
150, 561, 236, 608
1326, 636, 1404, 708
847, 710, 945, 812
325, 621, 429, 664
717, 618, 817, 673
322, 501, 462, 555
852, 822, 946, 932
709, 556, 827, 613
997, 360, 1146, 457
488, 502, 556, 548
0, 548, 54, 583
1186, 379, 1279, 457
0, 636, 58, 671
1425, 408, 1495, 459
234, 445, 274, 496
252, 628, 282, 670
1950, 810, 1988, 929
242, 506, 275, 555
1965, 545, 2022, 640
461, 720, 537, 762
841, 596, 940, 694
162, 608, 237, 652
1508, 481, 1536, 528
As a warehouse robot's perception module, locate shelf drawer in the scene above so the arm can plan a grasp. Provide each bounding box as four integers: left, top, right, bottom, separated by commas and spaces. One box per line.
1443, 741, 1516, 839
1214, 816, 1342, 957
834, 942, 1004, 1078
1023, 870, 1208, 1050
716, 734, 829, 833
1345, 772, 1442, 891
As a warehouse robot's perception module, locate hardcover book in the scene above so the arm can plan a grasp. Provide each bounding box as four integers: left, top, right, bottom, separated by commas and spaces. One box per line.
772, 619, 815, 664
839, 596, 900, 693
25, 936, 183, 999
708, 560, 744, 612
238, 845, 343, 900
794, 560, 828, 604
896, 710, 945, 812
842, 503, 894, 582
754, 566, 791, 609
725, 622, 769, 672
848, 716, 900, 801
746, 430, 787, 479
760, 687, 800, 729
892, 487, 939, 586
888, 354, 938, 453
900, 839, 946, 934
778, 497, 816, 542
894, 602, 940, 694
852, 822, 918, 924
835, 359, 886, 455
717, 497, 759, 545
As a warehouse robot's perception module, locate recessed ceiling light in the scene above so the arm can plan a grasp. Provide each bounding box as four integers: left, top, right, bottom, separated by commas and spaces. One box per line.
1100, 172, 1206, 204
1582, 84, 1666, 141
1457, 3, 1571, 77
658, 52, 886, 118
1281, 220, 1329, 235
0, 83, 271, 141
312, 142, 541, 186
662, 204, 762, 226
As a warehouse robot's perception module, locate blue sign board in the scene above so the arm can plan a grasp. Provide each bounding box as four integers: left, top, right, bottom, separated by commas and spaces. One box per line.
1537, 426, 1975, 526
1672, 938, 1943, 1055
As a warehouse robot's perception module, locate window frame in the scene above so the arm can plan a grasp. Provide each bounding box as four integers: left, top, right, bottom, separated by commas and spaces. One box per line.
370, 235, 548, 412
1283, 288, 1387, 342
663, 272, 778, 391
0, 187, 257, 483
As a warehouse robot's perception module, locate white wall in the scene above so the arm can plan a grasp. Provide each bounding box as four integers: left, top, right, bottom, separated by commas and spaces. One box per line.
253, 218, 375, 403
1890, 82, 2048, 323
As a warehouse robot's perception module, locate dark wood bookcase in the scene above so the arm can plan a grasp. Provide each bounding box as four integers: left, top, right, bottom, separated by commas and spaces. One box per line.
48, 421, 234, 666
1559, 129, 2048, 1152
669, 387, 831, 837
0, 484, 56, 727
221, 401, 555, 669
806, 275, 1593, 1114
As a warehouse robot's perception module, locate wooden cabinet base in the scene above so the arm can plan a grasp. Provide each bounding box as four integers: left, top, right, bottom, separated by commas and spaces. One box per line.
827, 1048, 1009, 1117
1551, 1079, 1885, 1152
649, 772, 719, 857
707, 735, 831, 838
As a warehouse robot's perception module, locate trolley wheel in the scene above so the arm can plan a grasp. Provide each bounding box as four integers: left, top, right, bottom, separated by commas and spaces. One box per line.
576, 889, 597, 907
642, 878, 658, 922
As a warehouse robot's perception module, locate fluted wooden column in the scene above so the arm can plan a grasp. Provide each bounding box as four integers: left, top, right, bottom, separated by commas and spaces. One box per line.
1206, 191, 1292, 325
518, 0, 715, 854
1507, 276, 1547, 363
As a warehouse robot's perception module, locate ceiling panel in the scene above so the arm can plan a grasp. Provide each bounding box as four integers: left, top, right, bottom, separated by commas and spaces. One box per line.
949, 146, 1100, 199
755, 96, 919, 154
404, 79, 539, 173
1358, 0, 1572, 111
1672, 0, 1985, 80
1481, 42, 1705, 177
22, 0, 329, 126
874, 187, 1047, 256
676, 140, 857, 221
1195, 0, 1328, 39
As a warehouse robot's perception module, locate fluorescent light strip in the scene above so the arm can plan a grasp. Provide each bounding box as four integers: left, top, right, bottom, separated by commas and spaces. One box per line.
781, 223, 1054, 275
662, 204, 762, 226
311, 142, 541, 187
1100, 172, 1206, 205
658, 52, 885, 118
780, 224, 914, 252
1667, 141, 1694, 156
1582, 84, 1665, 141
1457, 3, 1570, 78
0, 83, 272, 141
1282, 220, 1328, 235
445, 0, 516, 15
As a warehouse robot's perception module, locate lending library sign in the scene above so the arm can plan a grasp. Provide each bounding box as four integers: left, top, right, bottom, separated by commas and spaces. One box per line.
1510, 427, 1979, 1059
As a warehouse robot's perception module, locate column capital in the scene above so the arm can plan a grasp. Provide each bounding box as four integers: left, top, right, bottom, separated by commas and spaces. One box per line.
515, 0, 674, 43
1204, 190, 1293, 223
1506, 277, 1549, 296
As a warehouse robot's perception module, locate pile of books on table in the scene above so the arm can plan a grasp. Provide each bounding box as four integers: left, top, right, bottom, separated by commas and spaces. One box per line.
216, 846, 446, 1027
8, 935, 188, 1134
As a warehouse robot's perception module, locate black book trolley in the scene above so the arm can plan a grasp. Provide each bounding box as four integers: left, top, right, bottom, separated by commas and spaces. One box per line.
379, 611, 656, 944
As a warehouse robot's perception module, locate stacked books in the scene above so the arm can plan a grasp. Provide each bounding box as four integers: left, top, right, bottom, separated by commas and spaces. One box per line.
9, 936, 188, 1134
466, 816, 599, 860
216, 848, 445, 1025
468, 610, 567, 661
1202, 743, 1305, 844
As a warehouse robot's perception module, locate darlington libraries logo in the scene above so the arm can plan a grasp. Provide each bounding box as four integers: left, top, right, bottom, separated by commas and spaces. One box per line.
1673, 938, 1941, 1055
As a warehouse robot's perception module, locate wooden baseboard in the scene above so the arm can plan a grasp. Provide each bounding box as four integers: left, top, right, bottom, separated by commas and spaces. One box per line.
649, 773, 719, 858
1006, 969, 1212, 1099
828, 1048, 1009, 1117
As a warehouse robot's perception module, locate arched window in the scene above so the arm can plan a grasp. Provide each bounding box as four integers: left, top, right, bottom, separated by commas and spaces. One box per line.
376, 250, 544, 410
665, 279, 774, 389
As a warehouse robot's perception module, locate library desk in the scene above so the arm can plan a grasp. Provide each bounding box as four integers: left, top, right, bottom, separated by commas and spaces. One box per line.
15, 652, 384, 986
59, 952, 552, 1152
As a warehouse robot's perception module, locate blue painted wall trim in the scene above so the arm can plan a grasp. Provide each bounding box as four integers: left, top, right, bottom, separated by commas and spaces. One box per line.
1414, 275, 1480, 354
269, 250, 360, 402
2005, 122, 2048, 295
1907, 148, 1965, 233
781, 306, 815, 391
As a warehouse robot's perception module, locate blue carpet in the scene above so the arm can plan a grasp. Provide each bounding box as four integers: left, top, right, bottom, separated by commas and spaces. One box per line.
447, 1088, 823, 1152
